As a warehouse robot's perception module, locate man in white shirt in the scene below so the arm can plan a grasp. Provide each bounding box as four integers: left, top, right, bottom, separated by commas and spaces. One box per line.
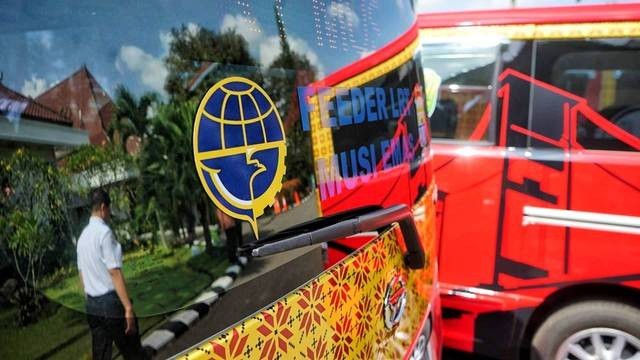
77, 189, 145, 359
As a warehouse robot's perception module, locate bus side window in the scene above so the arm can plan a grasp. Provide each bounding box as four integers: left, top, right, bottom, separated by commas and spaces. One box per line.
536, 38, 640, 151
420, 40, 501, 141
497, 40, 535, 148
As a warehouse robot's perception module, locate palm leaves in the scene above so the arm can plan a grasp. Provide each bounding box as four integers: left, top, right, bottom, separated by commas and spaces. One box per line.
137, 101, 216, 252
142, 101, 200, 207
108, 85, 159, 151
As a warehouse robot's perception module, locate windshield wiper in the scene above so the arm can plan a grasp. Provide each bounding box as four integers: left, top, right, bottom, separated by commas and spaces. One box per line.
244, 204, 425, 270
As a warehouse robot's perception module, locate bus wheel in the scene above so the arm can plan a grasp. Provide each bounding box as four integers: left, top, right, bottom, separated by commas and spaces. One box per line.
531, 300, 640, 360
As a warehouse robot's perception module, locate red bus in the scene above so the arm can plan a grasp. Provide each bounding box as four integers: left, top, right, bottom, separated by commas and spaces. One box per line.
419, 3, 640, 359
0, 1, 441, 359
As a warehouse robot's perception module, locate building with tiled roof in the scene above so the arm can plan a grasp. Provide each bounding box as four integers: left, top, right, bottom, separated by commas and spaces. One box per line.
0, 82, 71, 125
36, 66, 114, 145
0, 80, 88, 159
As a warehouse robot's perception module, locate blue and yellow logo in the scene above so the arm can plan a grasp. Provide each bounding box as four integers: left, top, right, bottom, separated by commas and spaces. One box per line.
193, 77, 286, 239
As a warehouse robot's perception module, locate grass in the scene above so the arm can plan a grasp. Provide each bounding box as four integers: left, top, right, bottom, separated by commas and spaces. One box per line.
0, 304, 165, 360
0, 244, 229, 359
0, 304, 93, 360
42, 246, 229, 316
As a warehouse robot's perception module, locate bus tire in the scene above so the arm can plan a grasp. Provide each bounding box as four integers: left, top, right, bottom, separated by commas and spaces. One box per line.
530, 300, 640, 360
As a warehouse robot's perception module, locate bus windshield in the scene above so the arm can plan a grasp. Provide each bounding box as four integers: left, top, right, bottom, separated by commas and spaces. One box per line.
0, 1, 422, 359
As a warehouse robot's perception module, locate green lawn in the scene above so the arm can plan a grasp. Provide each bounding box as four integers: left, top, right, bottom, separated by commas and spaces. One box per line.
0, 245, 228, 359
0, 304, 165, 360
43, 246, 228, 316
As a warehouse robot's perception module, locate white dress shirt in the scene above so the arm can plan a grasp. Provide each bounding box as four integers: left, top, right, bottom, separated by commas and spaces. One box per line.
77, 216, 123, 297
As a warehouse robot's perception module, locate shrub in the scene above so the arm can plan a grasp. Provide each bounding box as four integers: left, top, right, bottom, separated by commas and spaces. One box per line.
0, 149, 72, 324
10, 286, 48, 326
0, 278, 18, 306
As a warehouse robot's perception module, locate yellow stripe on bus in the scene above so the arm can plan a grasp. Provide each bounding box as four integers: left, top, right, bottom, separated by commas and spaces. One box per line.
420, 21, 640, 40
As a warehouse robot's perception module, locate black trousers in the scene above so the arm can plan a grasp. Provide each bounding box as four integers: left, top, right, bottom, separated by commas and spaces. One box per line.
86, 291, 146, 360
225, 224, 242, 263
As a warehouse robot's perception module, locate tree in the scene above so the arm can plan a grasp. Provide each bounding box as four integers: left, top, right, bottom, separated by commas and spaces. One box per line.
105, 85, 158, 240
164, 24, 259, 100
138, 101, 216, 254
0, 149, 72, 324
264, 7, 317, 194
108, 85, 159, 152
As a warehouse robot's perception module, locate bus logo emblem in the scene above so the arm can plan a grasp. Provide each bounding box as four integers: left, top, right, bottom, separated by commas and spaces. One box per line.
383, 273, 407, 330
193, 77, 287, 239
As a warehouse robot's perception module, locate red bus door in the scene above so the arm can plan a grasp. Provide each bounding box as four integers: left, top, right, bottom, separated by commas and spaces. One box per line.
488, 69, 580, 289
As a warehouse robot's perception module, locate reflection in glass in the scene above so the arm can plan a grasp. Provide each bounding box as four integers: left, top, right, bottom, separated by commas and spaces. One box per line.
421, 39, 500, 140
0, 1, 416, 358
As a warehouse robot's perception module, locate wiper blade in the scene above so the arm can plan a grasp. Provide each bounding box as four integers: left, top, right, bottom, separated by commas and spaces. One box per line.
247, 204, 425, 270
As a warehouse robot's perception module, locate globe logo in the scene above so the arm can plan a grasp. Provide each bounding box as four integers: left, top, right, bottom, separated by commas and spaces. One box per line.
193, 77, 287, 239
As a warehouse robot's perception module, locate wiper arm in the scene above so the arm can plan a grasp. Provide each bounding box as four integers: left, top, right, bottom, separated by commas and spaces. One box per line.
247, 204, 425, 270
